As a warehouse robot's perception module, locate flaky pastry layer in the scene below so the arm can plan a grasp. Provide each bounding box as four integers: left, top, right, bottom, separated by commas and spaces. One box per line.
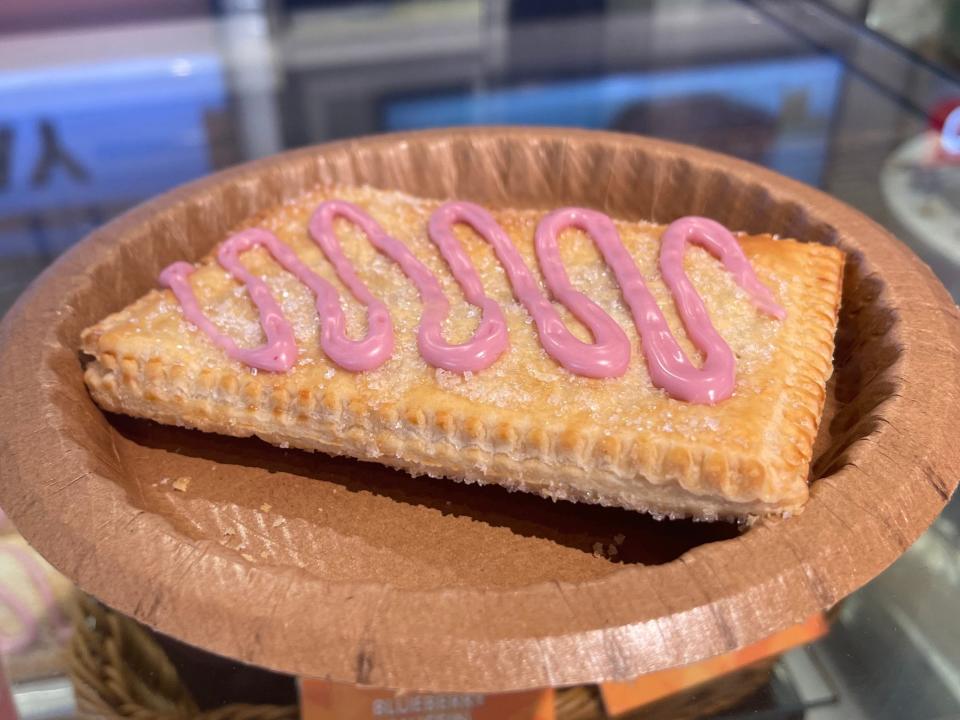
81, 186, 844, 520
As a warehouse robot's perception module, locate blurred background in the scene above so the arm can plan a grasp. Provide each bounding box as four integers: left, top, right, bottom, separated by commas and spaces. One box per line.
1, 1, 960, 719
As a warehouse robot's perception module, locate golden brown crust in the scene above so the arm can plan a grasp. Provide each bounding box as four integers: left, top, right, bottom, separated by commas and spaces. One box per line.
81, 186, 844, 520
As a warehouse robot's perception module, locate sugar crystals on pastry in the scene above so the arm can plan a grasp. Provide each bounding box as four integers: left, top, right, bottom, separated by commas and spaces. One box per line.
82, 185, 844, 521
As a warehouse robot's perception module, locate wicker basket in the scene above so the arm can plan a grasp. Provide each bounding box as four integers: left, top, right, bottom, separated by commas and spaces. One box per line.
68, 595, 297, 720
67, 595, 775, 720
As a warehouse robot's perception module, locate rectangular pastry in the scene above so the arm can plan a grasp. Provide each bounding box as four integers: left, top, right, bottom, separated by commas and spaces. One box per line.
81, 185, 844, 521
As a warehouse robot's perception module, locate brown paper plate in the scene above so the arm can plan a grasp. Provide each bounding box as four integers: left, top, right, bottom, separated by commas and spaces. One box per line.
0, 128, 958, 693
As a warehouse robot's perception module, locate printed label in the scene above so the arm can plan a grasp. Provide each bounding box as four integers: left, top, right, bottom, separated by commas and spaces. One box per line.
299, 681, 554, 720
599, 613, 828, 716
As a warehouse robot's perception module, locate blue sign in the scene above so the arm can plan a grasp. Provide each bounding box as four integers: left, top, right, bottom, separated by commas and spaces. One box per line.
0, 54, 227, 255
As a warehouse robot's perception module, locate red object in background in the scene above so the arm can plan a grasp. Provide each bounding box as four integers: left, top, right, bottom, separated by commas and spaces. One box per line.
928, 98, 960, 131
927, 98, 960, 162
0, 661, 18, 720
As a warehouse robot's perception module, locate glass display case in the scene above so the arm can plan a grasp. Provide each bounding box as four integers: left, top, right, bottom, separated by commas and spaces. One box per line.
1, 1, 958, 718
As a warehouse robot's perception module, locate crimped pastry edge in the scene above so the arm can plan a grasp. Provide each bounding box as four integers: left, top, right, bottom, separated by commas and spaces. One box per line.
78, 197, 845, 522
761, 244, 845, 489
82, 346, 812, 521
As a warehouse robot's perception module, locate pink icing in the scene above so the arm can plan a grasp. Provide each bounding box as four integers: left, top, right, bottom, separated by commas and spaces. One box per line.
435, 202, 630, 377
159, 201, 784, 404
0, 544, 70, 655
0, 584, 38, 654
655, 216, 787, 402
160, 229, 300, 373
309, 201, 509, 372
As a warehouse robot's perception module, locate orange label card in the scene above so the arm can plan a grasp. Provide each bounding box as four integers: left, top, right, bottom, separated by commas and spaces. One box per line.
600, 613, 829, 716
299, 680, 555, 720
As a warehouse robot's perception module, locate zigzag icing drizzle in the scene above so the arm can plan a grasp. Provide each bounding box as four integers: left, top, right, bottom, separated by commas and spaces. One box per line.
160, 200, 784, 404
